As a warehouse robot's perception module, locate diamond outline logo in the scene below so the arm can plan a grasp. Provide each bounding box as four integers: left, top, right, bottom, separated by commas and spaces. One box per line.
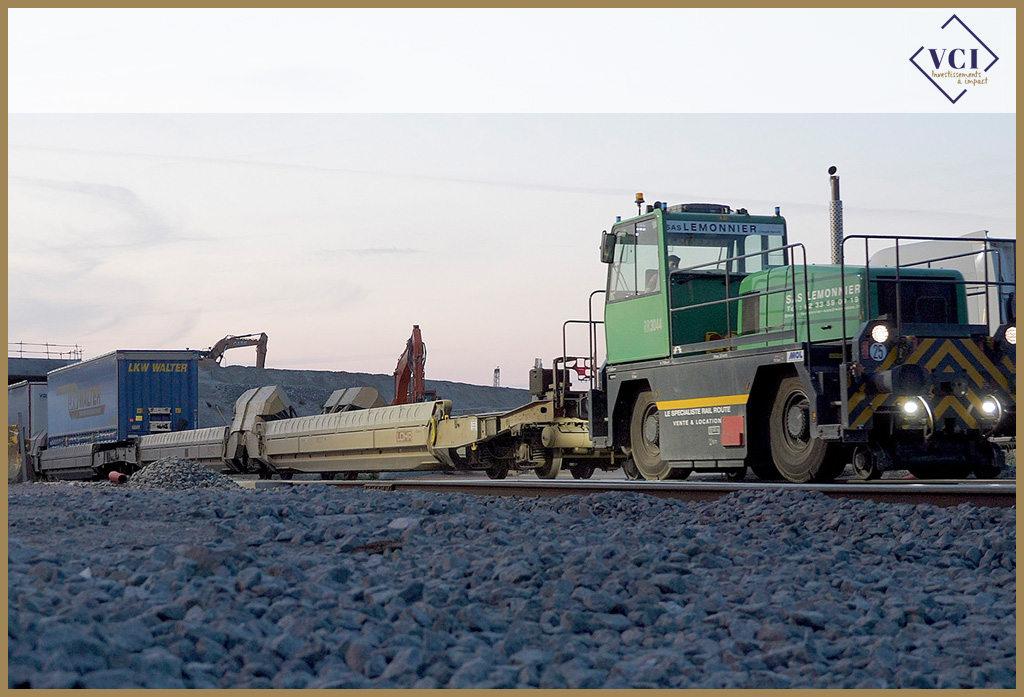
909, 14, 999, 104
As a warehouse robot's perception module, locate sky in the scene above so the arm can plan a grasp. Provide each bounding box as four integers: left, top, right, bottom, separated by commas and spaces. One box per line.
6, 9, 1017, 389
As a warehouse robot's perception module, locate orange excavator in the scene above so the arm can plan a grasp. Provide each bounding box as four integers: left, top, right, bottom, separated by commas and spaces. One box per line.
199, 333, 268, 369
392, 325, 437, 405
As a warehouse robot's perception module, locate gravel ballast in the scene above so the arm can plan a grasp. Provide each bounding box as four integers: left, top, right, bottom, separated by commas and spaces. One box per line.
7, 468, 1016, 689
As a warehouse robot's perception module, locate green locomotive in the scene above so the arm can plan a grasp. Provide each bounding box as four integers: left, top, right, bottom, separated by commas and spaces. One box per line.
589, 195, 1015, 482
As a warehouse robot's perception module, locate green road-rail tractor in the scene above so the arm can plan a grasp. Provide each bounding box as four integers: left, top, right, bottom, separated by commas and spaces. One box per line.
587, 179, 1016, 482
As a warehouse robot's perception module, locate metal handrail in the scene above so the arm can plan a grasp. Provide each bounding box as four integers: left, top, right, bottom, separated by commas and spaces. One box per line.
841, 234, 1016, 353
668, 242, 811, 355
8, 342, 83, 360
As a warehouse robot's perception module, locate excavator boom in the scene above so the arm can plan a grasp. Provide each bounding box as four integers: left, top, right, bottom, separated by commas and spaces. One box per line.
200, 333, 268, 369
392, 325, 436, 404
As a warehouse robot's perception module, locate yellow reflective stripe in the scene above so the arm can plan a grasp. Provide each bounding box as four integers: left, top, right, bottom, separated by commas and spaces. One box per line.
932, 395, 978, 428
851, 394, 888, 428
905, 338, 936, 365
1001, 355, 1015, 375
657, 394, 749, 410
958, 338, 1009, 391
924, 342, 986, 389
848, 389, 866, 412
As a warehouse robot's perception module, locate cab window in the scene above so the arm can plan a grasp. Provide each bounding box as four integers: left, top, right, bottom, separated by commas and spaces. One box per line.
608, 218, 660, 302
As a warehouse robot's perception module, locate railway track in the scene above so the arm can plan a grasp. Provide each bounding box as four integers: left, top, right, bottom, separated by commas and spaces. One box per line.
250, 477, 1017, 509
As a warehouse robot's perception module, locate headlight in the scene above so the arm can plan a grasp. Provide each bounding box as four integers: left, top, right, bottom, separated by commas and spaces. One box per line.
1005, 326, 1016, 345
902, 399, 920, 415
978, 396, 1003, 426
870, 324, 890, 344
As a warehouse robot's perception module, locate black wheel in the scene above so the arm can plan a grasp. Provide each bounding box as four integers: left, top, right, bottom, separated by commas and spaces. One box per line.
341, 472, 359, 481
629, 391, 676, 480
534, 456, 561, 479
972, 442, 1005, 479
319, 472, 337, 480
486, 464, 509, 480
852, 447, 882, 480
621, 456, 643, 480
769, 377, 843, 483
724, 466, 748, 481
278, 471, 293, 480
568, 462, 595, 480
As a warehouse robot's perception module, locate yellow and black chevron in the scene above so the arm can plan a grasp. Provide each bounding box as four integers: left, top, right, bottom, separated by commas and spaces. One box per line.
847, 337, 1016, 431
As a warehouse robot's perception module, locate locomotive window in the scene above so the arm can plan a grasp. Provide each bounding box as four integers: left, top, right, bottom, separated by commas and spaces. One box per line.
608, 218, 661, 302
666, 232, 786, 274
876, 279, 959, 324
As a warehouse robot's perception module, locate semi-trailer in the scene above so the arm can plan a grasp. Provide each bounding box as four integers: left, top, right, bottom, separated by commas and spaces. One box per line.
35, 350, 200, 479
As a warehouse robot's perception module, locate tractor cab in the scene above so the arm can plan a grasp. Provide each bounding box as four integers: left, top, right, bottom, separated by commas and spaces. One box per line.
602, 202, 788, 363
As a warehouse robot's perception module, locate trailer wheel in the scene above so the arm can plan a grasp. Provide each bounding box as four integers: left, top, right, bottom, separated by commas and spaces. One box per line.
630, 391, 675, 480
568, 462, 595, 479
534, 456, 561, 479
487, 464, 509, 479
769, 377, 842, 483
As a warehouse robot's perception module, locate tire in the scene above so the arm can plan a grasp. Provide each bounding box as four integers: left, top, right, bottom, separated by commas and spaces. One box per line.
768, 376, 842, 483
852, 447, 881, 480
629, 391, 676, 480
569, 462, 595, 480
972, 442, 1005, 479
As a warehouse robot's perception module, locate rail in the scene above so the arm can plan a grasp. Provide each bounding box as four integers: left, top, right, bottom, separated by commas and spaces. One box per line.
252, 477, 1017, 509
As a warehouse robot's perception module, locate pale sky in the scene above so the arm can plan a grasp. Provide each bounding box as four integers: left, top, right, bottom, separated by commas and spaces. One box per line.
7, 10, 1017, 388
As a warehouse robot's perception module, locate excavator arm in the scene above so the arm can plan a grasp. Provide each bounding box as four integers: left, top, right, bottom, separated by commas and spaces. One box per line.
392, 325, 437, 405
200, 333, 268, 369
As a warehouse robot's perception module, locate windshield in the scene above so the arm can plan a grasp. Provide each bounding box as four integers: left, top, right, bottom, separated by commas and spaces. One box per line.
667, 232, 786, 274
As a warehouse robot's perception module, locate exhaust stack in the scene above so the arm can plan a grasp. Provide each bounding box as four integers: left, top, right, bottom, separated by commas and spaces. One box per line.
828, 166, 843, 264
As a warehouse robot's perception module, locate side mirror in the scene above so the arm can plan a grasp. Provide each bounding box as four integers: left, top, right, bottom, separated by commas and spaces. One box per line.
600, 231, 616, 264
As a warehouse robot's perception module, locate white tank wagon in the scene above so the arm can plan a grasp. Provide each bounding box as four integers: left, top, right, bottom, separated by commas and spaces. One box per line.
252, 401, 453, 477
138, 426, 231, 473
